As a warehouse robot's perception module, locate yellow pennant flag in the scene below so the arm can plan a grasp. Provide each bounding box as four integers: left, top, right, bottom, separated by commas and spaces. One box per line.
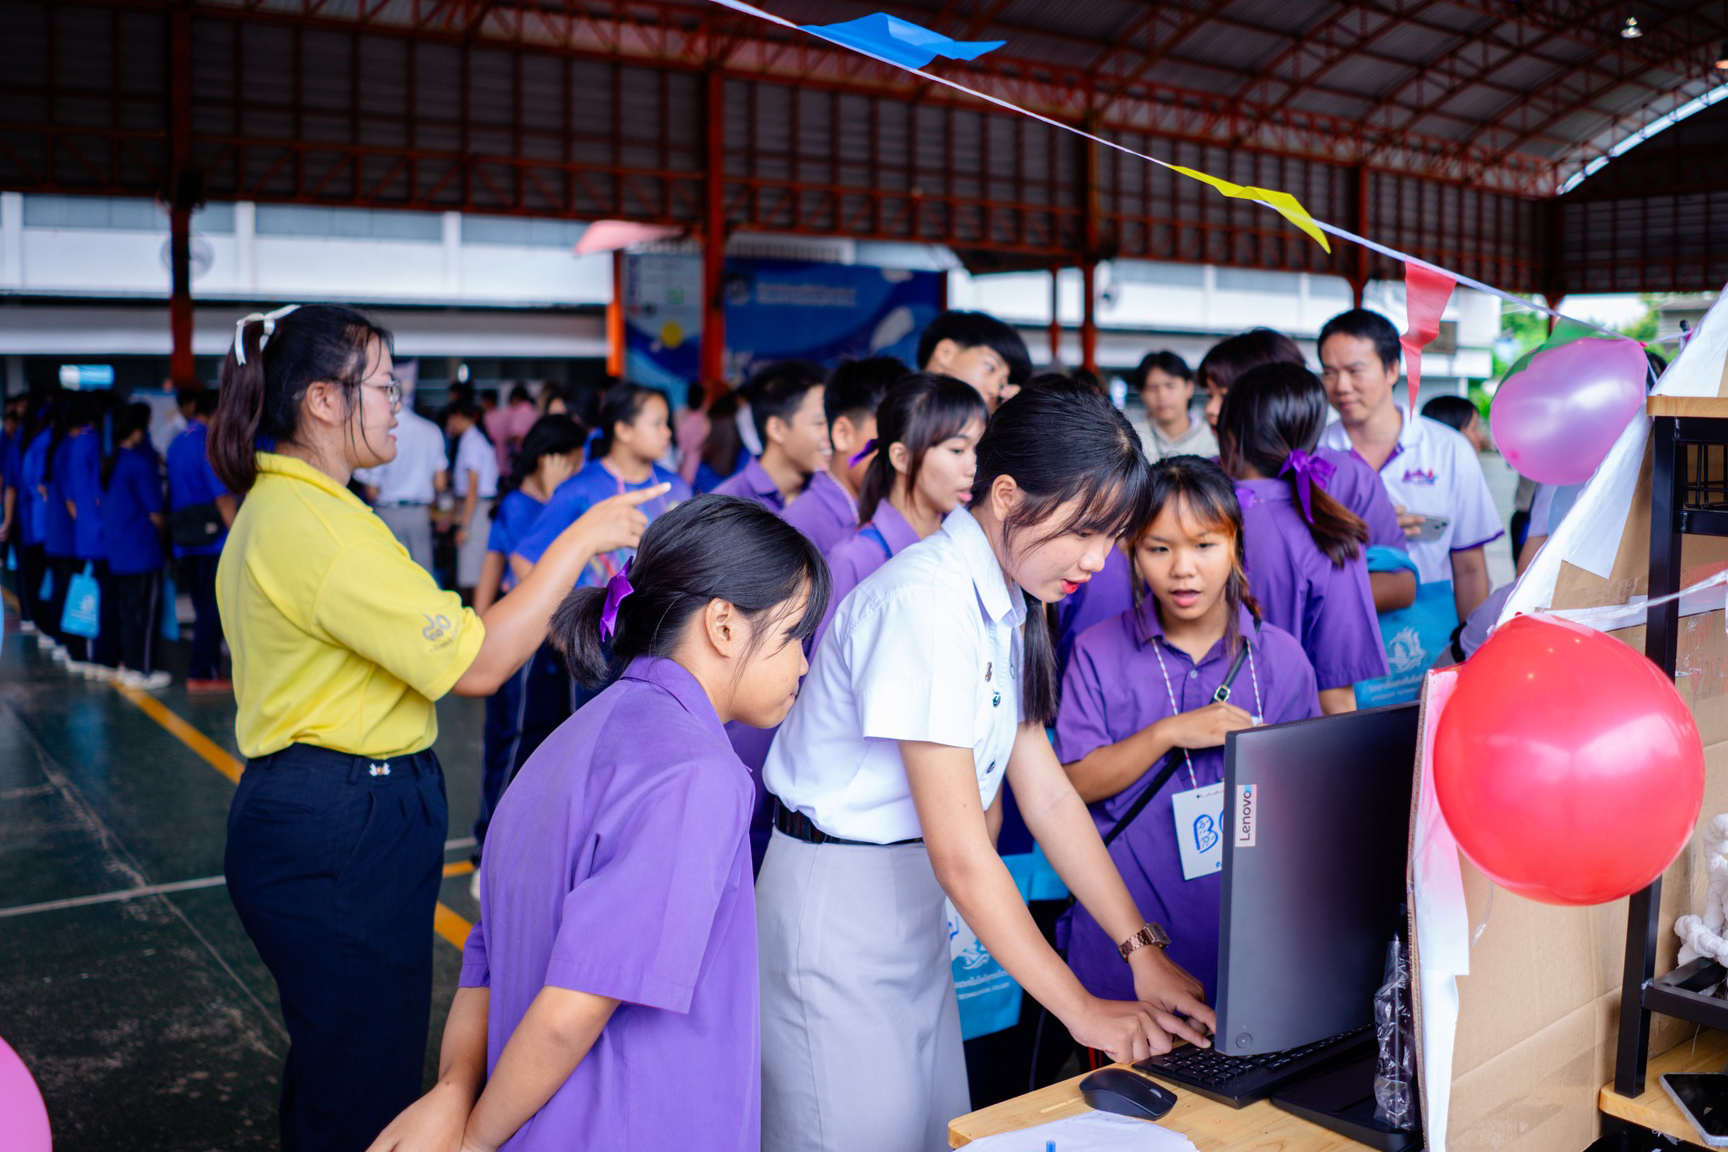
1168, 165, 1331, 253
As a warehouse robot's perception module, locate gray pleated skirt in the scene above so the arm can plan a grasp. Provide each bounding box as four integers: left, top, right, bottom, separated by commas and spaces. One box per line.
758, 829, 969, 1152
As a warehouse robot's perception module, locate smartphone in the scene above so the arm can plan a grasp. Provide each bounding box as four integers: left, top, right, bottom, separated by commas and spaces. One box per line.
1662, 1074, 1728, 1146
1409, 515, 1450, 543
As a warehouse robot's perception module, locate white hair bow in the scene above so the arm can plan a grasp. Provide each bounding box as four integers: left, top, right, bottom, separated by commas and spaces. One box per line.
233, 304, 302, 366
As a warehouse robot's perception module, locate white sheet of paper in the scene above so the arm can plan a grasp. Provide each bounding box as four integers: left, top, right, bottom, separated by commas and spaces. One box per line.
957, 1111, 1200, 1152
1412, 668, 1468, 1152
1171, 783, 1225, 880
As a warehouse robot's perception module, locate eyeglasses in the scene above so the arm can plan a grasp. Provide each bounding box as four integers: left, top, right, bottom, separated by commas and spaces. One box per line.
361, 378, 403, 408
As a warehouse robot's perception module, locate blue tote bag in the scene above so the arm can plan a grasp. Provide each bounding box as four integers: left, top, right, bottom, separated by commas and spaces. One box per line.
60, 563, 101, 639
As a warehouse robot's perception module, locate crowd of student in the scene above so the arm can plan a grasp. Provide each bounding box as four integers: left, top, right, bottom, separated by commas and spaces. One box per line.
2, 388, 233, 690
3, 298, 1536, 1152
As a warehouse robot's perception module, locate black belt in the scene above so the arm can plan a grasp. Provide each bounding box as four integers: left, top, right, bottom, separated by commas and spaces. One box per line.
773, 803, 922, 847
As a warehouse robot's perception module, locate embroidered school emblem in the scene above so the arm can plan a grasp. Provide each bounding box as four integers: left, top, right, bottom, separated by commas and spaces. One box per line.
1400, 467, 1438, 485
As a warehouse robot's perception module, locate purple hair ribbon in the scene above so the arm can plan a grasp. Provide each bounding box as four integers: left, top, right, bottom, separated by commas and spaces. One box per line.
599, 560, 634, 641
848, 438, 879, 468
1278, 449, 1337, 525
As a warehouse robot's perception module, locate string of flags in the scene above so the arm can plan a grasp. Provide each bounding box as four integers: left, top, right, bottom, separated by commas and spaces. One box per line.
706, 0, 1681, 364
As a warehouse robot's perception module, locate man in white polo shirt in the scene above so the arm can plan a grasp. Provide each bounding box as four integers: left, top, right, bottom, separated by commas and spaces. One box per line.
355, 388, 447, 573
1318, 308, 1499, 625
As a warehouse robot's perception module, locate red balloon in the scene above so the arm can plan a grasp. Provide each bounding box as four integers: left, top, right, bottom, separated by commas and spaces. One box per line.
1434, 614, 1704, 906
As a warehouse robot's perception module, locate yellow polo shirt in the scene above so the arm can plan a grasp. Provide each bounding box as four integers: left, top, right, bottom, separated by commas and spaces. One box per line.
217, 452, 486, 759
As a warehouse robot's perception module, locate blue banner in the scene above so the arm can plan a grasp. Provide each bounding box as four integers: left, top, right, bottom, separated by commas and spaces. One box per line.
723, 259, 944, 378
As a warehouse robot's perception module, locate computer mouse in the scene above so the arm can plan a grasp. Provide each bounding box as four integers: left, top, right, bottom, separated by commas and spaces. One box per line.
1079, 1067, 1179, 1121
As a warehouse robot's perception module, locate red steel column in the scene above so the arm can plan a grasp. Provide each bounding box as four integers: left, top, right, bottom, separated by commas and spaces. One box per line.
168, 2, 196, 388
700, 69, 727, 396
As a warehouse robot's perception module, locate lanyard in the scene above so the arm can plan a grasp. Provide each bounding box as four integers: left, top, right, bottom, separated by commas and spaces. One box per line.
1150, 638, 1264, 791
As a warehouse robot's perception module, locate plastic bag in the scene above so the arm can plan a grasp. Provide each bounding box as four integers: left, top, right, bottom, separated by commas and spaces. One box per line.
1373, 931, 1419, 1131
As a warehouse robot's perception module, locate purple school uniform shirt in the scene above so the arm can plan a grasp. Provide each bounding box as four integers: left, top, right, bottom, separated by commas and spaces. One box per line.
778, 468, 856, 555
1237, 477, 1388, 691
710, 456, 785, 511
1319, 447, 1406, 553
1054, 601, 1318, 1003
461, 657, 758, 1152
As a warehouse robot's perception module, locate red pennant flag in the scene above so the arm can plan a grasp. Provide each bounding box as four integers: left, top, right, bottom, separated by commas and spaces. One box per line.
1401, 262, 1456, 417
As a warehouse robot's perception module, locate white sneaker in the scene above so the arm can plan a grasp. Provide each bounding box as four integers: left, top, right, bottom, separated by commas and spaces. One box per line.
134, 670, 171, 690
49, 646, 69, 663
18, 621, 36, 635
85, 664, 116, 681
116, 669, 143, 688
65, 659, 93, 675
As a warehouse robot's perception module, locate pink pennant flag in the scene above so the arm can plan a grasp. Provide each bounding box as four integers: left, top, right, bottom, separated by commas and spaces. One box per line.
575, 220, 684, 256
1401, 262, 1456, 417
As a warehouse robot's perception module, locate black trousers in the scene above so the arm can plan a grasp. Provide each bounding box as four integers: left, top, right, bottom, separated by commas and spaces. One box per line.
15, 543, 45, 627
43, 552, 75, 646
112, 568, 163, 674
180, 553, 224, 679
225, 744, 448, 1152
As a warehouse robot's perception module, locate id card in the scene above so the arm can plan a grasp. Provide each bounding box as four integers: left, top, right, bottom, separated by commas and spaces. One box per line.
1171, 783, 1225, 880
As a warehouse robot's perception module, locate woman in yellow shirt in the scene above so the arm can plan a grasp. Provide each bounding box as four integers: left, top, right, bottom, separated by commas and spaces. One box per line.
208, 304, 664, 1152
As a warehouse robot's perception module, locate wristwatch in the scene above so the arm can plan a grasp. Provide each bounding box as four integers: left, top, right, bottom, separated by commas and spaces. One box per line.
1118, 921, 1172, 961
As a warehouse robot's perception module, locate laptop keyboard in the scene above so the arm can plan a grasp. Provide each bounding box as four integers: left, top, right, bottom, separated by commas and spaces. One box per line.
1133, 1024, 1374, 1106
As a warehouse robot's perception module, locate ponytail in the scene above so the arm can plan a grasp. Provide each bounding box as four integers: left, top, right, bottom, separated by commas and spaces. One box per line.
549, 585, 615, 687
208, 303, 393, 494
1217, 362, 1367, 567
548, 494, 830, 689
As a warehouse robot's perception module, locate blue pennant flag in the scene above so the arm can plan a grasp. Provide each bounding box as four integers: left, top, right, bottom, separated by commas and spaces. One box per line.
799, 12, 1005, 70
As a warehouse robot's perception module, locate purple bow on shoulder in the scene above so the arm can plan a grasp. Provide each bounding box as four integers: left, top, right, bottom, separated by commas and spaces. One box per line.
600, 560, 634, 641
1278, 449, 1337, 525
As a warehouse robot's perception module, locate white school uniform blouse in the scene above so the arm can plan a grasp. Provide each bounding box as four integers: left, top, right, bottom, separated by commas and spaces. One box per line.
452, 425, 500, 499
1320, 412, 1502, 585
764, 507, 1027, 844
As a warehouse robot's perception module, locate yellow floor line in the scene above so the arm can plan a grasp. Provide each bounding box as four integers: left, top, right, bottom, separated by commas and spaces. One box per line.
116, 684, 244, 785
110, 683, 474, 950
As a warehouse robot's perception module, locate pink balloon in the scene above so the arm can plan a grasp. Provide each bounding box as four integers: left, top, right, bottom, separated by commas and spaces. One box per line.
1490, 336, 1646, 484
0, 1034, 50, 1152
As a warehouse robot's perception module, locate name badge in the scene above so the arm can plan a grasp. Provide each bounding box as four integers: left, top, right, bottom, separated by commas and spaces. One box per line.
1171, 783, 1225, 881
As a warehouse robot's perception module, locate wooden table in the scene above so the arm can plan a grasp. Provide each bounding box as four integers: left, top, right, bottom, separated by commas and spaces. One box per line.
950, 1066, 1366, 1149
1600, 1027, 1728, 1144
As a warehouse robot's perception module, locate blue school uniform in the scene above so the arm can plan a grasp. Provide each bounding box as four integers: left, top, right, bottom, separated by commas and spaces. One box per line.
2, 431, 25, 545
42, 437, 78, 560
510, 460, 690, 581
166, 421, 229, 559
474, 486, 566, 858
22, 430, 51, 549
101, 445, 165, 574
63, 432, 105, 561
486, 488, 546, 595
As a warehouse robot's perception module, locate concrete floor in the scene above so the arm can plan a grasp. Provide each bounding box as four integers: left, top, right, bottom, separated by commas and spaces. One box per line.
0, 610, 484, 1152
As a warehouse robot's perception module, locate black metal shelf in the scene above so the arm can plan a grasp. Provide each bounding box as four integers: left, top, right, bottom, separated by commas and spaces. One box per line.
1614, 406, 1728, 1099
